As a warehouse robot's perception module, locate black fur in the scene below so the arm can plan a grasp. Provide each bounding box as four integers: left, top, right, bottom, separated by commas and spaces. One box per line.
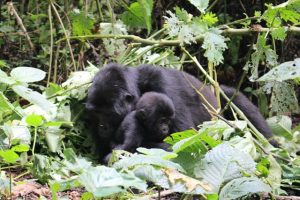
86, 63, 277, 161
104, 92, 175, 162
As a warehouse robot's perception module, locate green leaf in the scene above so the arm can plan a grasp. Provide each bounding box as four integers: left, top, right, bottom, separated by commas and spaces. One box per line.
202, 28, 228, 66
121, 0, 153, 33
271, 27, 287, 41
0, 171, 10, 196
113, 154, 184, 172
188, 0, 209, 13
71, 11, 94, 36
0, 69, 16, 85
175, 7, 191, 22
12, 85, 56, 114
64, 157, 92, 174
81, 192, 94, 200
79, 166, 147, 198
32, 154, 51, 183
3, 125, 31, 145
194, 143, 256, 192
133, 165, 170, 188
45, 126, 63, 152
207, 194, 219, 200
267, 115, 293, 140
219, 177, 271, 200
202, 12, 218, 26
99, 21, 128, 59
10, 67, 46, 83
11, 144, 29, 152
61, 71, 94, 100
26, 114, 43, 127
0, 91, 13, 114
258, 58, 300, 82
0, 150, 19, 163
136, 148, 177, 159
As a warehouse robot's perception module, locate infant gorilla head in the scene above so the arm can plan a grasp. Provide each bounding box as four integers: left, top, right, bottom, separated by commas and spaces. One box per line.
106, 92, 175, 161
135, 91, 175, 140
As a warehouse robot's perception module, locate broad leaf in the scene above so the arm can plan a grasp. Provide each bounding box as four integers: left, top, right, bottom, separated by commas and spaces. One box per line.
0, 69, 16, 85
0, 149, 19, 163
12, 85, 56, 115
136, 148, 177, 159
113, 154, 184, 172
71, 11, 94, 36
257, 58, 300, 82
194, 143, 256, 192
3, 125, 31, 145
188, 0, 209, 13
45, 126, 64, 152
79, 166, 147, 198
267, 115, 293, 140
202, 28, 228, 66
121, 0, 153, 33
219, 177, 271, 200
10, 67, 46, 83
99, 21, 128, 59
26, 114, 43, 127
11, 144, 29, 152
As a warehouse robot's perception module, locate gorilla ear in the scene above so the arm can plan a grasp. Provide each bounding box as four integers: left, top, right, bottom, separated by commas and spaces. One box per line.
136, 109, 146, 120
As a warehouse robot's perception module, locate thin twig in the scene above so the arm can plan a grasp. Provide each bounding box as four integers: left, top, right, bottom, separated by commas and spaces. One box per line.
7, 2, 35, 50
50, 1, 77, 71
47, 4, 54, 87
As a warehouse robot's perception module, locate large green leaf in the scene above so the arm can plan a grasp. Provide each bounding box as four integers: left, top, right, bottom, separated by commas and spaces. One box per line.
12, 85, 56, 115
71, 12, 94, 36
79, 166, 147, 198
113, 154, 184, 172
219, 177, 271, 200
10, 67, 46, 83
121, 0, 153, 33
257, 58, 300, 81
267, 115, 293, 140
194, 143, 256, 193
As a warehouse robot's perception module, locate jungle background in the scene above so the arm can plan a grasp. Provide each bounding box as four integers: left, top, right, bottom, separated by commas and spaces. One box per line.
0, 0, 300, 199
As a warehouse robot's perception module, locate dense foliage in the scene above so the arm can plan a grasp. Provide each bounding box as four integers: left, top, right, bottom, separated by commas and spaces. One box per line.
0, 0, 299, 199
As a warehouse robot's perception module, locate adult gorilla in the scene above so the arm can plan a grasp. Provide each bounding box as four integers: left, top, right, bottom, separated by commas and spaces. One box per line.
86, 63, 276, 160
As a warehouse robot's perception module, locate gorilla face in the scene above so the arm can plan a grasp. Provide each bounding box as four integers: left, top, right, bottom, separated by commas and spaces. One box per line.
86, 88, 136, 139
86, 64, 138, 139
136, 92, 175, 141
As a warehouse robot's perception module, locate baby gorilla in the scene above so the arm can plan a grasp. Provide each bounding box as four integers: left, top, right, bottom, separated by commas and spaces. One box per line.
105, 92, 175, 162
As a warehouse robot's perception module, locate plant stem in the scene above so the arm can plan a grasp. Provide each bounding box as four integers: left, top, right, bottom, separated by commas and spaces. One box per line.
50, 1, 77, 71
47, 4, 54, 87
57, 26, 300, 46
31, 127, 38, 156
7, 2, 35, 51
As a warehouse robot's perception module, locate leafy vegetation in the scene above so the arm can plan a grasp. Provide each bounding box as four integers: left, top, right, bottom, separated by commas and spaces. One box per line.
0, 0, 300, 199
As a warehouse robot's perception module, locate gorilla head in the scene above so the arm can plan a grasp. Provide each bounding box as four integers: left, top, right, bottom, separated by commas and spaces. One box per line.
136, 92, 175, 141
86, 64, 139, 139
